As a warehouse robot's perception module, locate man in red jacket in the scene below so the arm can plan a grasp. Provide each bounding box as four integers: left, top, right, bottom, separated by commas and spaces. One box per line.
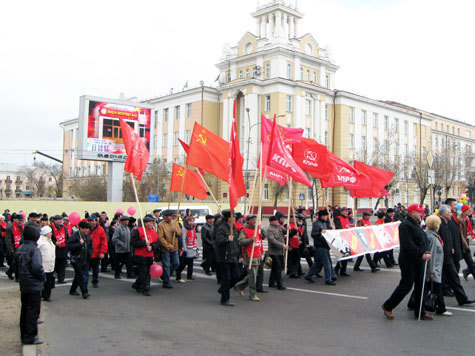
88, 215, 108, 288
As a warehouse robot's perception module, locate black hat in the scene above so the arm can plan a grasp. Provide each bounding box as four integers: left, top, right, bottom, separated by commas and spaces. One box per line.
363, 211, 371, 216
269, 215, 278, 222
153, 209, 162, 213
120, 215, 130, 221
162, 209, 174, 217
143, 216, 155, 223
221, 210, 232, 219
275, 211, 286, 219
205, 214, 215, 220
386, 208, 395, 213
40, 215, 48, 221
296, 213, 305, 219
246, 214, 256, 221
52, 215, 63, 220
13, 213, 24, 221
289, 214, 295, 219
376, 211, 385, 219
78, 221, 90, 229
235, 212, 243, 219
23, 222, 40, 242
340, 207, 348, 211
28, 212, 40, 218
213, 213, 222, 220
318, 209, 329, 217
87, 215, 96, 221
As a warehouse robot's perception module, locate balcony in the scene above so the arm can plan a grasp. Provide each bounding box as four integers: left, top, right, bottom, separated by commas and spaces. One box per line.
5, 180, 12, 184
15, 180, 22, 184
5, 189, 12, 193
15, 188, 22, 193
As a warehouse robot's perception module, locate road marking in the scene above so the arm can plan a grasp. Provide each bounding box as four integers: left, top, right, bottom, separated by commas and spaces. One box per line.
273, 285, 368, 300
446, 306, 475, 313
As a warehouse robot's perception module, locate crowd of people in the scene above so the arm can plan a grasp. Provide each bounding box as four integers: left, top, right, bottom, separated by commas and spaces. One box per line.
1, 198, 474, 344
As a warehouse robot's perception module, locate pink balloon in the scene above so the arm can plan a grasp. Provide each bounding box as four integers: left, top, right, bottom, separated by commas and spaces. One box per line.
116, 209, 124, 215
150, 264, 163, 278
127, 206, 136, 216
69, 212, 81, 226
21, 212, 26, 219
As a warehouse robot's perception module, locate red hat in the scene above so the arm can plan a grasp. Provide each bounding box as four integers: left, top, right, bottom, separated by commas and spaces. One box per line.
407, 204, 424, 213
462, 204, 471, 213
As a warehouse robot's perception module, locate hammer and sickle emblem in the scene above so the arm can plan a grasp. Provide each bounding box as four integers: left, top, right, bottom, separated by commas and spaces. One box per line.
196, 130, 207, 145
176, 169, 185, 178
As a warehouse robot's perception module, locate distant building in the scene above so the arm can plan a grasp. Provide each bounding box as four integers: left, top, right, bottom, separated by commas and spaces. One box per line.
0, 163, 56, 199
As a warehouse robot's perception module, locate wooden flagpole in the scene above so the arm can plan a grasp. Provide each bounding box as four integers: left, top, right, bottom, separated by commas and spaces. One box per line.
196, 169, 222, 215
171, 164, 187, 247
321, 184, 335, 229
284, 176, 293, 274
130, 173, 148, 243
246, 167, 260, 215
248, 146, 264, 270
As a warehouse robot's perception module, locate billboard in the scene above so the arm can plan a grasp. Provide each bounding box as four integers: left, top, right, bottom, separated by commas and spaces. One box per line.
78, 95, 153, 162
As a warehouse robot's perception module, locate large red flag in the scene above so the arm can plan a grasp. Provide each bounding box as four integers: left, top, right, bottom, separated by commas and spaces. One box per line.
178, 138, 205, 176
228, 100, 247, 210
170, 164, 208, 200
186, 122, 230, 182
349, 161, 393, 198
260, 114, 303, 186
266, 118, 312, 187
320, 153, 371, 190
292, 138, 334, 180
119, 118, 149, 181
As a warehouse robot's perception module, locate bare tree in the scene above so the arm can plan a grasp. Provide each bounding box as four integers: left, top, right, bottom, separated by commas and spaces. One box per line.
71, 176, 107, 201
270, 180, 288, 212
20, 162, 63, 198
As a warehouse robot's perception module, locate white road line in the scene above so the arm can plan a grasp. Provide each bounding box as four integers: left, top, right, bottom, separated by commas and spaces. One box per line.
274, 286, 368, 300
446, 306, 475, 313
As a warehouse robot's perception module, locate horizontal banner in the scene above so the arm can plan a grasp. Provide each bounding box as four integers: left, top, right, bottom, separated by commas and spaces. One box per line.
323, 222, 400, 261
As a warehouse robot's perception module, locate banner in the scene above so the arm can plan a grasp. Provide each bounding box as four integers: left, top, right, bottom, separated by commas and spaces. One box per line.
322, 222, 400, 261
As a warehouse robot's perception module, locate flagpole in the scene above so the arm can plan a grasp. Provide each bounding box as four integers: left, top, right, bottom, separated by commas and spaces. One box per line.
246, 166, 260, 215
248, 146, 264, 270
321, 183, 335, 229
171, 164, 187, 247
130, 173, 148, 243
284, 176, 293, 274
196, 169, 222, 215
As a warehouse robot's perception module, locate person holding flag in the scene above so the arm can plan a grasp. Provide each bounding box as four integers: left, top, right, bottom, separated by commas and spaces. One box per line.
157, 210, 182, 289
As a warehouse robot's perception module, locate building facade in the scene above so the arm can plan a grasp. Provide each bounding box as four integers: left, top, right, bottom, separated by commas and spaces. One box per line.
0, 163, 57, 199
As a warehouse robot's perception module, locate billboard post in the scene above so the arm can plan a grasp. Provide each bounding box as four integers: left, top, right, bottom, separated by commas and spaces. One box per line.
107, 162, 125, 202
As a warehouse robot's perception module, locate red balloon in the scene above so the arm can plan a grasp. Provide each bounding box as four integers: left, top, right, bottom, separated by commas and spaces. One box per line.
127, 206, 136, 216
150, 264, 163, 278
116, 209, 124, 215
69, 212, 81, 226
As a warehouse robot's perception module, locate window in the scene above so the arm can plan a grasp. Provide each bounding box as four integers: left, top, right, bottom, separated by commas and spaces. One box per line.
265, 95, 271, 112
174, 105, 180, 120
163, 133, 168, 147
307, 187, 313, 201
404, 143, 408, 155
446, 125, 450, 133
239, 70, 243, 79
305, 128, 311, 138
227, 71, 231, 82
349, 107, 355, 123
154, 110, 158, 126
404, 120, 409, 134
394, 142, 399, 155
16, 176, 20, 181
313, 71, 317, 84
305, 99, 312, 116
263, 183, 269, 200
435, 122, 438, 130
286, 95, 292, 112
325, 74, 330, 88
186, 103, 192, 118
373, 138, 378, 150
300, 67, 303, 80
306, 69, 310, 82
245, 68, 250, 78
394, 118, 399, 132
361, 110, 367, 125
457, 128, 460, 136
384, 140, 389, 154
373, 113, 378, 128
265, 63, 270, 79
174, 132, 179, 146
69, 167, 73, 177
384, 116, 389, 130
325, 104, 329, 120
361, 136, 367, 150
349, 134, 354, 148
69, 129, 73, 141
163, 108, 169, 122
185, 130, 191, 143
287, 63, 292, 79
441, 123, 444, 132
452, 126, 455, 135
466, 130, 471, 139
324, 131, 328, 146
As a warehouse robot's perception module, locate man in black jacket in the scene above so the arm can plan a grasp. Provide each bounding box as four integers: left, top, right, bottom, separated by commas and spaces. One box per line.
12, 223, 45, 345
200, 214, 215, 276
67, 221, 93, 299
382, 204, 432, 320
215, 210, 240, 306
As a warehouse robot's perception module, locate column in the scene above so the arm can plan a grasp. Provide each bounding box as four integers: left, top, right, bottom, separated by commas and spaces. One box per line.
289, 16, 294, 38
245, 93, 259, 171
261, 15, 267, 38
274, 11, 282, 39
283, 13, 288, 39
269, 13, 274, 38
294, 18, 299, 37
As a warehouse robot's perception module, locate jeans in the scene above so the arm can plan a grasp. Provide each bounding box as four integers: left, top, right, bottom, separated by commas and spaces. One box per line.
306, 247, 332, 283
161, 251, 179, 285
90, 258, 101, 285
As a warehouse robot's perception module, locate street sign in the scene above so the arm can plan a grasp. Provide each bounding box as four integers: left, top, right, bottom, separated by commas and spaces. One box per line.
428, 169, 435, 185
299, 193, 305, 201
148, 194, 159, 202
426, 150, 434, 169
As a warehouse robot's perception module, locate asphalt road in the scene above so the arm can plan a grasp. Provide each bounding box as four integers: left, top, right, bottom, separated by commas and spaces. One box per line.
30, 252, 475, 356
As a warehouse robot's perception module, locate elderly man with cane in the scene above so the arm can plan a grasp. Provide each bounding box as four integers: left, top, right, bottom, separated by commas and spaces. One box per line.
382, 204, 432, 320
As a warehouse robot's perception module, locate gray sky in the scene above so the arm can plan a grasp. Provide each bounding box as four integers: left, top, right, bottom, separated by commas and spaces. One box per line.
1, 0, 474, 166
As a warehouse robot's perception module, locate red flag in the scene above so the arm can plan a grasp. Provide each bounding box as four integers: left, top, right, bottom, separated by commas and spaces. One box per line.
292, 138, 334, 180
260, 114, 303, 186
349, 161, 394, 198
320, 153, 371, 189
229, 100, 247, 210
266, 118, 312, 187
186, 122, 230, 182
178, 138, 205, 176
119, 118, 149, 181
170, 164, 208, 200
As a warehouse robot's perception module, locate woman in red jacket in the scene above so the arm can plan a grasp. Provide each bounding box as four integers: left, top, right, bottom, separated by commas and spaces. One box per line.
87, 215, 108, 288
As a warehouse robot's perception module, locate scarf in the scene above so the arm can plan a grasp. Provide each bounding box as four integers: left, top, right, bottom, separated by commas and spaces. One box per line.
186, 228, 197, 249
52, 223, 66, 248
12, 222, 23, 249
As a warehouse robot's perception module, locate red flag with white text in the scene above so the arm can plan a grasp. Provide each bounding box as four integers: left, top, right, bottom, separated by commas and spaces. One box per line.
292, 137, 334, 180
349, 161, 393, 198
119, 118, 149, 180
320, 153, 371, 190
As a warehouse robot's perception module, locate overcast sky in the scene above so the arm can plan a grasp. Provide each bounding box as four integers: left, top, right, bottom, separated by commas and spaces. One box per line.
1, 0, 473, 167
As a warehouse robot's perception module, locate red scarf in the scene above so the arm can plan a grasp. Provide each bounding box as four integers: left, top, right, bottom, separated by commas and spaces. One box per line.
0, 221, 6, 237
288, 222, 299, 249
12, 222, 23, 249
186, 228, 197, 249
51, 223, 66, 248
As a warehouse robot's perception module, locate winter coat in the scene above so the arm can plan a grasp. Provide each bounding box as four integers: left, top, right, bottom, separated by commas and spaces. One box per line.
12, 240, 44, 293
438, 219, 454, 264
448, 216, 463, 261
67, 230, 93, 265
112, 224, 131, 253
181, 221, 199, 258
201, 222, 214, 249
37, 235, 56, 273
215, 222, 240, 263
89, 225, 108, 259
311, 218, 332, 249
398, 215, 429, 261
425, 229, 443, 283
266, 224, 286, 256
157, 220, 182, 252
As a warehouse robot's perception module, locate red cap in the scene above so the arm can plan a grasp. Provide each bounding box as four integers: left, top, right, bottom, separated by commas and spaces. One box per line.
407, 204, 424, 213
462, 204, 471, 213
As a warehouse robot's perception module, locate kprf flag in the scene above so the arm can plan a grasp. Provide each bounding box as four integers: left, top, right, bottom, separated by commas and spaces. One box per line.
266, 117, 312, 187
186, 122, 230, 182
119, 118, 149, 180
178, 138, 205, 176
260, 114, 304, 186
229, 100, 246, 210
170, 164, 208, 200
320, 153, 371, 189
292, 137, 334, 180
349, 161, 394, 198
